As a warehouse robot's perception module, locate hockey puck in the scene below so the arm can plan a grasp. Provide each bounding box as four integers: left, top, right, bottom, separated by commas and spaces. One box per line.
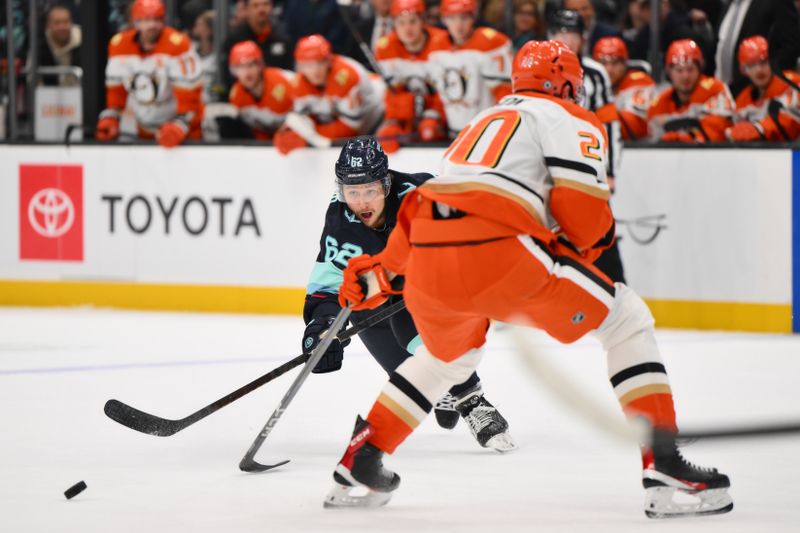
64, 481, 87, 500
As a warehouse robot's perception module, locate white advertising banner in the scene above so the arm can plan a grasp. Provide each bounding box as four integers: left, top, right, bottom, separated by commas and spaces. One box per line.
0, 145, 792, 310
614, 149, 792, 305
0, 145, 444, 288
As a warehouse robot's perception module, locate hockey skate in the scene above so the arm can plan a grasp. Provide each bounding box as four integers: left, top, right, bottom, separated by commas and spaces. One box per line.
642, 430, 733, 518
324, 416, 400, 509
434, 393, 459, 430
454, 388, 517, 453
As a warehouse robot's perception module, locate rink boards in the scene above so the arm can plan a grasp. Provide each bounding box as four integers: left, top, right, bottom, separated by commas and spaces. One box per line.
0, 144, 798, 333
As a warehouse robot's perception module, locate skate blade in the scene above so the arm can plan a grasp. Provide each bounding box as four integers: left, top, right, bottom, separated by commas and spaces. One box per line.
485, 432, 518, 453
323, 483, 393, 509
644, 486, 733, 519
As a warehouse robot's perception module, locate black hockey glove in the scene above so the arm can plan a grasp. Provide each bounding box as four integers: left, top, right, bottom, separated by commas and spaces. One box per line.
302, 315, 351, 374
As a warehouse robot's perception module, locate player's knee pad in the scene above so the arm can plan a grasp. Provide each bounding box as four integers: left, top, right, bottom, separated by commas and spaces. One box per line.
593, 283, 655, 352
394, 345, 483, 405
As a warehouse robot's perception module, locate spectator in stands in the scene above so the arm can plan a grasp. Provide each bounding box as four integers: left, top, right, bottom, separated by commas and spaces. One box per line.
627, 0, 715, 74
593, 36, 655, 140
345, 0, 395, 69
273, 34, 384, 154
221, 0, 294, 90
648, 38, 734, 142
563, 0, 621, 57
282, 0, 351, 56
228, 40, 293, 140
374, 0, 448, 153
714, 0, 800, 97
726, 36, 800, 142
97, 0, 204, 148
38, 2, 82, 87
511, 0, 545, 50
192, 10, 218, 102
424, 0, 442, 26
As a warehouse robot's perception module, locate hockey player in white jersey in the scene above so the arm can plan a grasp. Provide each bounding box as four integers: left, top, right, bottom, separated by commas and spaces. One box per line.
427, 0, 513, 137
549, 8, 625, 283
326, 40, 733, 519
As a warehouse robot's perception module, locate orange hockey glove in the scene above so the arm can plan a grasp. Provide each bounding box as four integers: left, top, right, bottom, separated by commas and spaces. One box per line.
274, 127, 308, 155
418, 117, 443, 142
376, 123, 405, 154
384, 91, 416, 122
157, 120, 189, 148
95, 115, 120, 141
727, 121, 763, 142
338, 254, 400, 311
660, 131, 695, 143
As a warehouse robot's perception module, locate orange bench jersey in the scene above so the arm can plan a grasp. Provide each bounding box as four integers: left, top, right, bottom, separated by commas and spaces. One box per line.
734, 71, 800, 141
105, 27, 203, 138
596, 69, 655, 140
648, 75, 734, 142
427, 27, 513, 136
291, 55, 384, 139
228, 67, 294, 140
375, 26, 448, 129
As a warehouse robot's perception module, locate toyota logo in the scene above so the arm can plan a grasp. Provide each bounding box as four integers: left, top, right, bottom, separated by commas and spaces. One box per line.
28, 188, 75, 238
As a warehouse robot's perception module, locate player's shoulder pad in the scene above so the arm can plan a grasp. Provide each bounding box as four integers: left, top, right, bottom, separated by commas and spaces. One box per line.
328, 56, 361, 93
108, 29, 138, 56
158, 27, 192, 55
734, 85, 753, 108
649, 86, 674, 112
229, 82, 244, 104
470, 26, 511, 51
265, 68, 291, 101
375, 33, 400, 59
625, 70, 655, 87
426, 27, 452, 52
784, 70, 800, 84
697, 75, 726, 97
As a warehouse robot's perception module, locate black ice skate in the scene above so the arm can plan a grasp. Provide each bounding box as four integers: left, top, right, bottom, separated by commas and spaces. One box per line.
454, 387, 516, 453
642, 430, 733, 518
324, 416, 400, 509
434, 392, 459, 429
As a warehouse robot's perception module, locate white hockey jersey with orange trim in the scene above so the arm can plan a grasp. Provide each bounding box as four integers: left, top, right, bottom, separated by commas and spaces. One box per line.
733, 71, 800, 141
383, 93, 612, 258
427, 27, 512, 136
105, 27, 203, 135
291, 55, 384, 138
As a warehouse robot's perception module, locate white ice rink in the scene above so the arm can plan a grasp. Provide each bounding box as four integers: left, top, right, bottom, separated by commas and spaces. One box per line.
1, 307, 799, 533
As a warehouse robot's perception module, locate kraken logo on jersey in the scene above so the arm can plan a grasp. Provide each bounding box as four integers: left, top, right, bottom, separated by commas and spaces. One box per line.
131, 72, 160, 105
443, 68, 468, 103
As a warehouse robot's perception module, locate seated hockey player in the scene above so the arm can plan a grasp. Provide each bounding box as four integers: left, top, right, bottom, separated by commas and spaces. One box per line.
325, 40, 733, 519
374, 0, 449, 153
96, 0, 204, 148
592, 36, 655, 140
648, 39, 734, 143
227, 40, 294, 141
274, 34, 384, 155
426, 0, 512, 137
303, 136, 514, 452
726, 36, 800, 142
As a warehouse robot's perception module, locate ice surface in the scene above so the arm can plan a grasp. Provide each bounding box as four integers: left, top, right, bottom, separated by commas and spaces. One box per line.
1, 307, 799, 533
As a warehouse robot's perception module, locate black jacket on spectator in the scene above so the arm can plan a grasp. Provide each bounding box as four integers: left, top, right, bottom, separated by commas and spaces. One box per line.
716, 0, 800, 96
586, 21, 622, 58
282, 0, 350, 56
627, 8, 716, 75
220, 22, 294, 90
38, 30, 82, 86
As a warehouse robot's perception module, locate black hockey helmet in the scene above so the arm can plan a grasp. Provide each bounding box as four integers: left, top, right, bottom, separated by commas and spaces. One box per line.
549, 9, 585, 36
334, 136, 391, 201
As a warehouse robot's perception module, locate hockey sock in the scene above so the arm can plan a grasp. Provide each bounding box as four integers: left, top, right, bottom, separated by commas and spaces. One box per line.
448, 372, 480, 397
595, 284, 677, 434
367, 346, 483, 453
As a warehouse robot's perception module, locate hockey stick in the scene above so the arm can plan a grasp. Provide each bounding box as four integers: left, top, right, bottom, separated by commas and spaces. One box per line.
335, 0, 394, 90
104, 299, 406, 437
511, 327, 800, 444
239, 306, 353, 472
